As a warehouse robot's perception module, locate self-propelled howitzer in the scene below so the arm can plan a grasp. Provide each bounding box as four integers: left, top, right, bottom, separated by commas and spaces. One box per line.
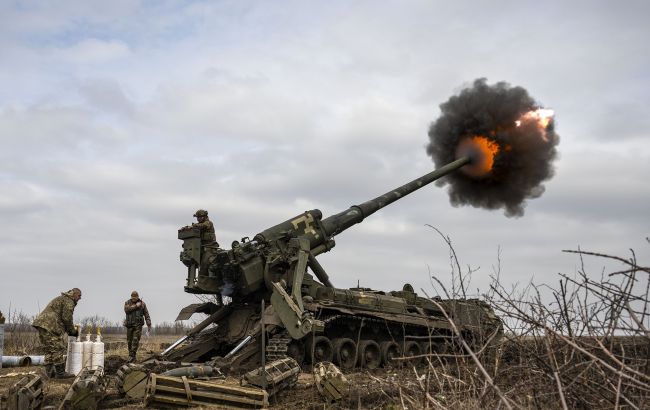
168, 156, 502, 370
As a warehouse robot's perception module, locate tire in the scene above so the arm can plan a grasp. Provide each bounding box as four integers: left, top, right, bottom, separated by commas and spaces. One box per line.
379, 341, 400, 367
420, 340, 433, 355
357, 340, 381, 369
307, 336, 334, 364
332, 338, 357, 370
403, 341, 422, 365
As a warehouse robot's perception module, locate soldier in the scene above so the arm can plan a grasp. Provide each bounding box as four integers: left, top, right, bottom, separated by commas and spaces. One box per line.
123, 291, 152, 362
32, 288, 81, 378
191, 209, 225, 304
192, 209, 217, 246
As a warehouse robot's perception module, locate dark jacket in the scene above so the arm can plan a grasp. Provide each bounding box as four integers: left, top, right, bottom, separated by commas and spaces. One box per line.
124, 298, 152, 328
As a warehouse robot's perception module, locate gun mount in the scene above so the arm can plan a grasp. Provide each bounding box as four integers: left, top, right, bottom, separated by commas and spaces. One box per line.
167, 155, 502, 370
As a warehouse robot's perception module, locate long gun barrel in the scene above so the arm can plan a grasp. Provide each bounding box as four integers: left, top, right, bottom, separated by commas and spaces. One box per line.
182, 155, 471, 296
321, 156, 471, 236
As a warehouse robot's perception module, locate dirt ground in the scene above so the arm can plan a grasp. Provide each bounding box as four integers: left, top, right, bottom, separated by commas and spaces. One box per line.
1, 334, 169, 409
8, 333, 644, 409
1, 334, 400, 409
0, 361, 400, 410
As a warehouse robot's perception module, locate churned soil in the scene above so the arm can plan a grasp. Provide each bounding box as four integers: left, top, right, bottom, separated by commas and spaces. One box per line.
0, 362, 414, 409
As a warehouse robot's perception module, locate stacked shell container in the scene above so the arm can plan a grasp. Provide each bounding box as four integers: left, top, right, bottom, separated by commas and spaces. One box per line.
64, 336, 73, 372
69, 329, 83, 375
91, 328, 104, 369
82, 333, 93, 369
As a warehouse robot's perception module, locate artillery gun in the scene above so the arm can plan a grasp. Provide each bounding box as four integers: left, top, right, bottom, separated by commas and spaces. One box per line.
163, 156, 503, 371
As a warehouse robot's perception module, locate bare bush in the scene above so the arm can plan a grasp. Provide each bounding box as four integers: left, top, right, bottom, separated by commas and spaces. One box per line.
0, 311, 189, 356
75, 317, 190, 335
380, 231, 650, 409
2, 310, 38, 355
488, 243, 650, 409
78, 315, 120, 333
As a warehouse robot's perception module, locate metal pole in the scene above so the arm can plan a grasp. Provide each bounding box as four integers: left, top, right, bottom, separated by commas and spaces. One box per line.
261, 299, 266, 392
161, 335, 189, 356
310, 327, 315, 372
0, 322, 4, 369
224, 336, 252, 358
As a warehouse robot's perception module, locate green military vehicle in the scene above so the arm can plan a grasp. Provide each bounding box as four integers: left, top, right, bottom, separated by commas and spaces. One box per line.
162, 156, 502, 371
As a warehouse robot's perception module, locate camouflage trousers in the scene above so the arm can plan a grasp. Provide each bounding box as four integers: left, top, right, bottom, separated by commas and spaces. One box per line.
36, 327, 65, 365
126, 326, 142, 357
199, 247, 219, 280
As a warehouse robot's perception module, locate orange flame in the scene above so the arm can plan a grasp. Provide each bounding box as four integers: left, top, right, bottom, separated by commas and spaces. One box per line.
457, 135, 500, 177
515, 108, 554, 129
471, 135, 500, 173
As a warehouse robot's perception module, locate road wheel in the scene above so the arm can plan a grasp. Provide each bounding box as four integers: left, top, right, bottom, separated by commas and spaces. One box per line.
379, 341, 400, 367
307, 336, 334, 364
403, 341, 423, 365
357, 340, 381, 369
333, 338, 357, 370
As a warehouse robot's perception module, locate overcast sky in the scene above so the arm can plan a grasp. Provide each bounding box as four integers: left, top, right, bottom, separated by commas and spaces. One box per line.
1, 1, 648, 325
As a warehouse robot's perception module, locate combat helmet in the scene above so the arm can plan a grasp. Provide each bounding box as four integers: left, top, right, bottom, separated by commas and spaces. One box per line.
194, 209, 208, 217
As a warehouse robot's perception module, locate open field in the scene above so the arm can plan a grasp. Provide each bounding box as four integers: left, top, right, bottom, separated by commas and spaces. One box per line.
2, 248, 649, 408
2, 332, 649, 409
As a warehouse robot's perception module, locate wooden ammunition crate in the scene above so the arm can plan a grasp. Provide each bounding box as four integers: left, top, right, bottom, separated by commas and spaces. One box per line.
4, 374, 44, 410
146, 374, 268, 408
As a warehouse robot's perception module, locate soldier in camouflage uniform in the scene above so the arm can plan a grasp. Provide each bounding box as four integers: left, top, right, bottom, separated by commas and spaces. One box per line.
192, 209, 217, 246
32, 288, 81, 378
124, 291, 152, 362
192, 209, 224, 304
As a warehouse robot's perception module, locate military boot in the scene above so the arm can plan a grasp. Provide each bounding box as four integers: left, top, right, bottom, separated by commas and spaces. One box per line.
54, 363, 75, 379
44, 363, 56, 378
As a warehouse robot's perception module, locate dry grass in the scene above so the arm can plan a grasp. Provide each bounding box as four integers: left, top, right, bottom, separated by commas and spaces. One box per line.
1, 331, 181, 357
2, 241, 649, 409
2, 330, 649, 409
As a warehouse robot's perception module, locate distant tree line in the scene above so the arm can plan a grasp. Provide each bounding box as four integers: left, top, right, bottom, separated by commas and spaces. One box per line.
2, 311, 190, 335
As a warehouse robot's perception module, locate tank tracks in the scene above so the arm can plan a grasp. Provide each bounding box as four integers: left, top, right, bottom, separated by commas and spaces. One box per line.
264, 313, 460, 368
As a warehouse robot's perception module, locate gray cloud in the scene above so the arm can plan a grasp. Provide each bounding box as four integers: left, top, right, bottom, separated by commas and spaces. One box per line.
1, 1, 649, 323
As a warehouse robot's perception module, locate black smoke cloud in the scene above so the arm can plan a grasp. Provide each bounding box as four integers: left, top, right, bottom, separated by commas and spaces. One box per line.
426, 79, 560, 217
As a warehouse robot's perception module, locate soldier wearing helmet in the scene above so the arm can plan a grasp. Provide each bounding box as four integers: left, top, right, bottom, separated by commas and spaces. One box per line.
192, 209, 217, 245
189, 209, 223, 304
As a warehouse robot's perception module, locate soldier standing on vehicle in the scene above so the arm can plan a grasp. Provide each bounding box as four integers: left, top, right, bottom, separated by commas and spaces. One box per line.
192, 209, 217, 246
124, 291, 152, 363
192, 209, 224, 304
32, 288, 81, 378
